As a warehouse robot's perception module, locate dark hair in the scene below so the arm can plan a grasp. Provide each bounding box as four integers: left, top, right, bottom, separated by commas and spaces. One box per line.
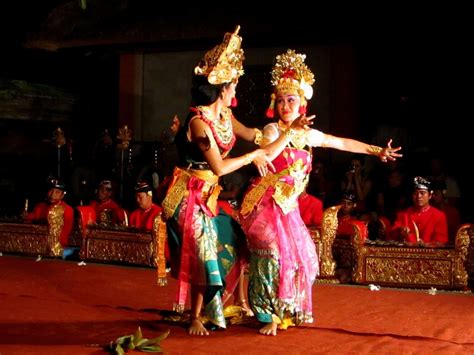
174, 75, 233, 167
190, 74, 230, 106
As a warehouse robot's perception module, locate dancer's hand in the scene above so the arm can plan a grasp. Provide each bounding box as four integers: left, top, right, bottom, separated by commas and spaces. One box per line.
291, 114, 315, 131
379, 139, 403, 162
252, 149, 275, 177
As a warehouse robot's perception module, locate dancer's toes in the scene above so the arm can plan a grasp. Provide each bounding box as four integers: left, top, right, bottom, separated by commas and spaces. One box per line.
188, 318, 209, 336
259, 322, 277, 336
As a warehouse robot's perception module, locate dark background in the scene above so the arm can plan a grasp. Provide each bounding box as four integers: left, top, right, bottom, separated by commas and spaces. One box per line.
0, 2, 469, 216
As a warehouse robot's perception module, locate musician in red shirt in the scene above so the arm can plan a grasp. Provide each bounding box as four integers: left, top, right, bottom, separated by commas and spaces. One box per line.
336, 190, 368, 241
24, 178, 74, 247
337, 190, 359, 235
390, 176, 448, 247
88, 180, 126, 226
129, 182, 162, 231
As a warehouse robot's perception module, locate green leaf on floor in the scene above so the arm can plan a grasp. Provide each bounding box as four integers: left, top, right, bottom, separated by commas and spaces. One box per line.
107, 327, 170, 354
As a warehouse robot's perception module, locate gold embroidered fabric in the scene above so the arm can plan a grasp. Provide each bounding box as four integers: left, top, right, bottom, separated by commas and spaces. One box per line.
153, 213, 168, 286
273, 159, 309, 214
240, 173, 280, 217
161, 167, 220, 220
240, 159, 308, 217
47, 204, 64, 257
278, 120, 307, 150
161, 169, 187, 220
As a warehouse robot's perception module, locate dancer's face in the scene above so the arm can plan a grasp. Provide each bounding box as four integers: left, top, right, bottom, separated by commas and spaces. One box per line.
276, 94, 300, 123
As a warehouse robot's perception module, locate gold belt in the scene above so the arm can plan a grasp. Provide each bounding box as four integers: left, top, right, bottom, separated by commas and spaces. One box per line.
240, 159, 308, 217
162, 167, 221, 219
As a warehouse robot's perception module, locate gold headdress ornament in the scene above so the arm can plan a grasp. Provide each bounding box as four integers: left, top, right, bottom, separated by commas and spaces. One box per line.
266, 49, 315, 118
194, 26, 245, 85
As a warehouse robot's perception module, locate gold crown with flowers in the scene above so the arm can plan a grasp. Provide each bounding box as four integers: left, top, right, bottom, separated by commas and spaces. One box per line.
194, 26, 245, 85
266, 49, 315, 118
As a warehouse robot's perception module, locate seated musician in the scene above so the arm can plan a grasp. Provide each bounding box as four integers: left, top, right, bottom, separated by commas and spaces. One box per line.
88, 180, 126, 226
337, 190, 358, 234
24, 177, 74, 248
337, 190, 368, 241
129, 182, 162, 231
334, 190, 367, 283
389, 176, 448, 247
130, 182, 169, 265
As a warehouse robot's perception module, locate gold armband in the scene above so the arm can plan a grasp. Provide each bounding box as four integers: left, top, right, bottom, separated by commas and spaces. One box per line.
253, 128, 263, 146
368, 145, 383, 156
244, 153, 254, 165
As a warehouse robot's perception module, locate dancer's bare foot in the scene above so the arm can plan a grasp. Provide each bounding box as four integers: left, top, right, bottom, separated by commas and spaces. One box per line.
259, 322, 278, 336
188, 317, 209, 336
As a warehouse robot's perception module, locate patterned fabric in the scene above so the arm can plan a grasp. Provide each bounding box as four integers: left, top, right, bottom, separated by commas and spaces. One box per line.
167, 198, 245, 328
163, 106, 244, 329
241, 147, 319, 326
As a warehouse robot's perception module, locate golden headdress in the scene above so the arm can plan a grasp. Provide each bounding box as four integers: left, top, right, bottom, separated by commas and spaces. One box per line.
266, 49, 315, 118
194, 26, 245, 85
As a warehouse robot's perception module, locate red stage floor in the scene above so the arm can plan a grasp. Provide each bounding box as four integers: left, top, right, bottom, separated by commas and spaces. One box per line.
1, 255, 474, 354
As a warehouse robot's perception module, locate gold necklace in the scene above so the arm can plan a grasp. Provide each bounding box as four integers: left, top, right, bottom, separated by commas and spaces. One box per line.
196, 106, 235, 148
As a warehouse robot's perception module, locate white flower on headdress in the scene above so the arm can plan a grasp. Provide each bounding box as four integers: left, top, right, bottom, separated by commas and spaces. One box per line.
300, 80, 313, 100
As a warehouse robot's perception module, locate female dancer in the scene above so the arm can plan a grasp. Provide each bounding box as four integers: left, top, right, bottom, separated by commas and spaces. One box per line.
240, 49, 402, 336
